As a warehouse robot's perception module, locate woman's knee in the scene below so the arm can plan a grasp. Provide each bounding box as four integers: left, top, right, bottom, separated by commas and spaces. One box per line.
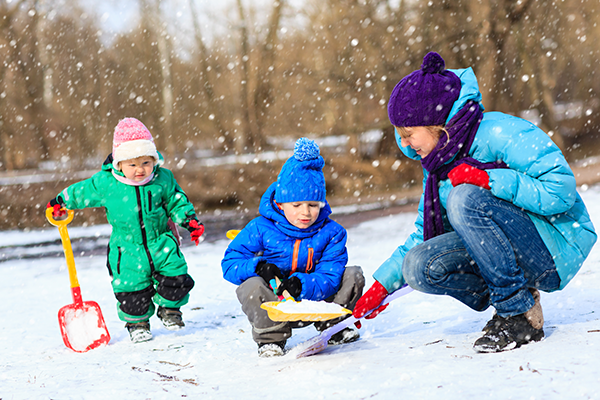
447, 184, 489, 225
403, 247, 432, 289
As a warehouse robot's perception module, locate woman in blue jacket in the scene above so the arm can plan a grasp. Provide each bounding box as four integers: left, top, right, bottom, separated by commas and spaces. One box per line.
222, 138, 365, 357
353, 52, 596, 353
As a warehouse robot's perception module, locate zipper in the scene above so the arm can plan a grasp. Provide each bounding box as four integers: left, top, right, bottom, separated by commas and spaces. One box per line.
147, 192, 152, 212
117, 247, 122, 274
291, 239, 301, 273
135, 187, 155, 273
306, 247, 314, 273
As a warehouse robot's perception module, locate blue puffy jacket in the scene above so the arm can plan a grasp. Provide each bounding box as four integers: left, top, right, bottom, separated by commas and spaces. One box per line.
374, 67, 597, 293
221, 183, 348, 301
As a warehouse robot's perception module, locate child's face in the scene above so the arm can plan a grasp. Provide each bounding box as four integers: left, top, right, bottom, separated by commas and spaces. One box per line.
397, 126, 441, 158
120, 156, 155, 182
278, 201, 321, 229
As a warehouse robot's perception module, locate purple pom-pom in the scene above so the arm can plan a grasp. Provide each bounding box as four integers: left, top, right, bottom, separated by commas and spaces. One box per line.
294, 138, 320, 161
421, 52, 445, 74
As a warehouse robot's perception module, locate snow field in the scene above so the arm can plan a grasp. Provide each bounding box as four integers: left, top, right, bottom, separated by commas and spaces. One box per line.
1, 189, 600, 399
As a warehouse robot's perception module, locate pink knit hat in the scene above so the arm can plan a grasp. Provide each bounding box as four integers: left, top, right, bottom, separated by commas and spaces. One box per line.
111, 118, 160, 169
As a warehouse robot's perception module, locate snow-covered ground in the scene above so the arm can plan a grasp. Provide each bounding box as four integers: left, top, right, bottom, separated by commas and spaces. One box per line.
2, 186, 600, 400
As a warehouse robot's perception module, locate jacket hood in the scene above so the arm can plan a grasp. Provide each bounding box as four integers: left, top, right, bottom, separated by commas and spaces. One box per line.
259, 182, 332, 239
395, 67, 484, 161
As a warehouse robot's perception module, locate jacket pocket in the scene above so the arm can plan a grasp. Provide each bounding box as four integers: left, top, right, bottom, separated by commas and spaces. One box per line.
147, 192, 152, 212
166, 234, 182, 258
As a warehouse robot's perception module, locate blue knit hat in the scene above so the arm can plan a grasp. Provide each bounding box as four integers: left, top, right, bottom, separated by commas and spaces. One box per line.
275, 138, 326, 203
388, 52, 461, 127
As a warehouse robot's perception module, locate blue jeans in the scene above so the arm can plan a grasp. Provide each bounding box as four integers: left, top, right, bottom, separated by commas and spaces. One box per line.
403, 184, 560, 317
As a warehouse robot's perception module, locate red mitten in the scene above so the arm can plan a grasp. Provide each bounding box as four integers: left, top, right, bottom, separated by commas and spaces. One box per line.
187, 220, 205, 246
46, 198, 66, 218
353, 280, 389, 320
448, 163, 490, 190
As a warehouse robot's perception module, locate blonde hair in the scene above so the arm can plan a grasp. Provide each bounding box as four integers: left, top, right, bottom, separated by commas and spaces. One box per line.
395, 125, 450, 148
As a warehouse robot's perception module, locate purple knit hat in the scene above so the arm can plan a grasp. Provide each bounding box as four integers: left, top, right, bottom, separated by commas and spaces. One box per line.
388, 52, 461, 127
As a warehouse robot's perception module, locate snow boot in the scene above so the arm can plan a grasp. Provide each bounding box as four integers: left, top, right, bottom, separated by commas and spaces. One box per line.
157, 307, 185, 330
482, 288, 543, 333
473, 313, 544, 353
328, 327, 360, 345
482, 312, 501, 333
126, 321, 153, 343
257, 341, 286, 358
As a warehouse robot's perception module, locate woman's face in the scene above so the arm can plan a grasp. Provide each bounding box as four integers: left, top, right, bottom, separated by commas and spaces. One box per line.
397, 126, 441, 158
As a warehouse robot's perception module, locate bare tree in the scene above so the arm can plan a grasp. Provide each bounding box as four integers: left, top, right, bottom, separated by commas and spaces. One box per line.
188, 0, 231, 151
139, 0, 176, 157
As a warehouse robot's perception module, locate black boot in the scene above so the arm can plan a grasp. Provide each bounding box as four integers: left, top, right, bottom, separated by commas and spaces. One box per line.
481, 312, 502, 333
328, 327, 360, 345
157, 307, 185, 330
126, 321, 153, 343
474, 313, 544, 353
257, 341, 286, 357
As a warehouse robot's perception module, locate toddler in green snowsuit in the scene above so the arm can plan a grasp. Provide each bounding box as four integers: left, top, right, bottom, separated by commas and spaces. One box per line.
47, 118, 204, 343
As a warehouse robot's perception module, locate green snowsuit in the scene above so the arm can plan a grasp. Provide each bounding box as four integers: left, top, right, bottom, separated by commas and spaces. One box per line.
57, 155, 196, 323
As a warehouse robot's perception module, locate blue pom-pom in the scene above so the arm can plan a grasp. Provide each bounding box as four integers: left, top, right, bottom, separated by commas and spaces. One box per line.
294, 138, 320, 161
421, 52, 445, 74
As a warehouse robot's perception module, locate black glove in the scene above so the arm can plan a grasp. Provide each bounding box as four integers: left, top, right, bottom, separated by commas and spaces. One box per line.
255, 261, 284, 284
276, 276, 302, 299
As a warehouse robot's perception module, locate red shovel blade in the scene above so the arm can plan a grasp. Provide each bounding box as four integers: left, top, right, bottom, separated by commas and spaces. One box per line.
58, 301, 111, 353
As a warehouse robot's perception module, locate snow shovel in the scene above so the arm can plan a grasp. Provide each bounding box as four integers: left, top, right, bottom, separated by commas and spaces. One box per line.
261, 277, 352, 321
292, 284, 413, 358
46, 208, 111, 353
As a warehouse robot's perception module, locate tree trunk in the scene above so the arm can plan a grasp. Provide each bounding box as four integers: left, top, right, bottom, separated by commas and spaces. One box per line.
188, 0, 231, 152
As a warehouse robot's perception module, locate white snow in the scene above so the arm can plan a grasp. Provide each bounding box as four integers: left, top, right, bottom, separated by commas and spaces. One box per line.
262, 299, 351, 322
2, 186, 600, 399
271, 299, 350, 314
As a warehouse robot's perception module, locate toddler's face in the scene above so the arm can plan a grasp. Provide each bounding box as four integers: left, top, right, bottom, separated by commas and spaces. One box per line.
278, 201, 321, 229
120, 156, 155, 182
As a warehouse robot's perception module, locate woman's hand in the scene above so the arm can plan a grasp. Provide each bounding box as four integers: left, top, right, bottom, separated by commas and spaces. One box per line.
353, 280, 389, 320
448, 163, 491, 190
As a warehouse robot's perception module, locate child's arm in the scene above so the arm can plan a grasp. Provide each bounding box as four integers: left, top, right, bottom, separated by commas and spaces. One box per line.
221, 220, 266, 285
162, 171, 199, 226
49, 172, 108, 211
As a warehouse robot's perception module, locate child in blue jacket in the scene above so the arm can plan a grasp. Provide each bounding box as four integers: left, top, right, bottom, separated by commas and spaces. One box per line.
222, 138, 365, 357
353, 52, 597, 353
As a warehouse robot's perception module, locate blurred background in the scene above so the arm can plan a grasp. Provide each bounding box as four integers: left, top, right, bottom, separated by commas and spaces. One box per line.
1, 0, 599, 231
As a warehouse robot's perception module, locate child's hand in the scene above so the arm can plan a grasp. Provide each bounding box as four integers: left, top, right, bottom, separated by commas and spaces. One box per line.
46, 197, 67, 218
276, 276, 302, 299
353, 280, 389, 320
187, 220, 204, 245
255, 261, 284, 284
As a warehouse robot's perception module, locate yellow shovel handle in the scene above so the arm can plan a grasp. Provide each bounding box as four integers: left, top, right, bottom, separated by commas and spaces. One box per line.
226, 229, 241, 240
46, 208, 80, 290
274, 276, 293, 300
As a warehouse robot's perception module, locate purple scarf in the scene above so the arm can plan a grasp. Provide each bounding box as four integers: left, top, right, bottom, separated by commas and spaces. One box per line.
421, 101, 507, 241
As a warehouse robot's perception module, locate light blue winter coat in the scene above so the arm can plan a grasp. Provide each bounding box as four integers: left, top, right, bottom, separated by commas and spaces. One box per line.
374, 67, 597, 293
221, 183, 348, 301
